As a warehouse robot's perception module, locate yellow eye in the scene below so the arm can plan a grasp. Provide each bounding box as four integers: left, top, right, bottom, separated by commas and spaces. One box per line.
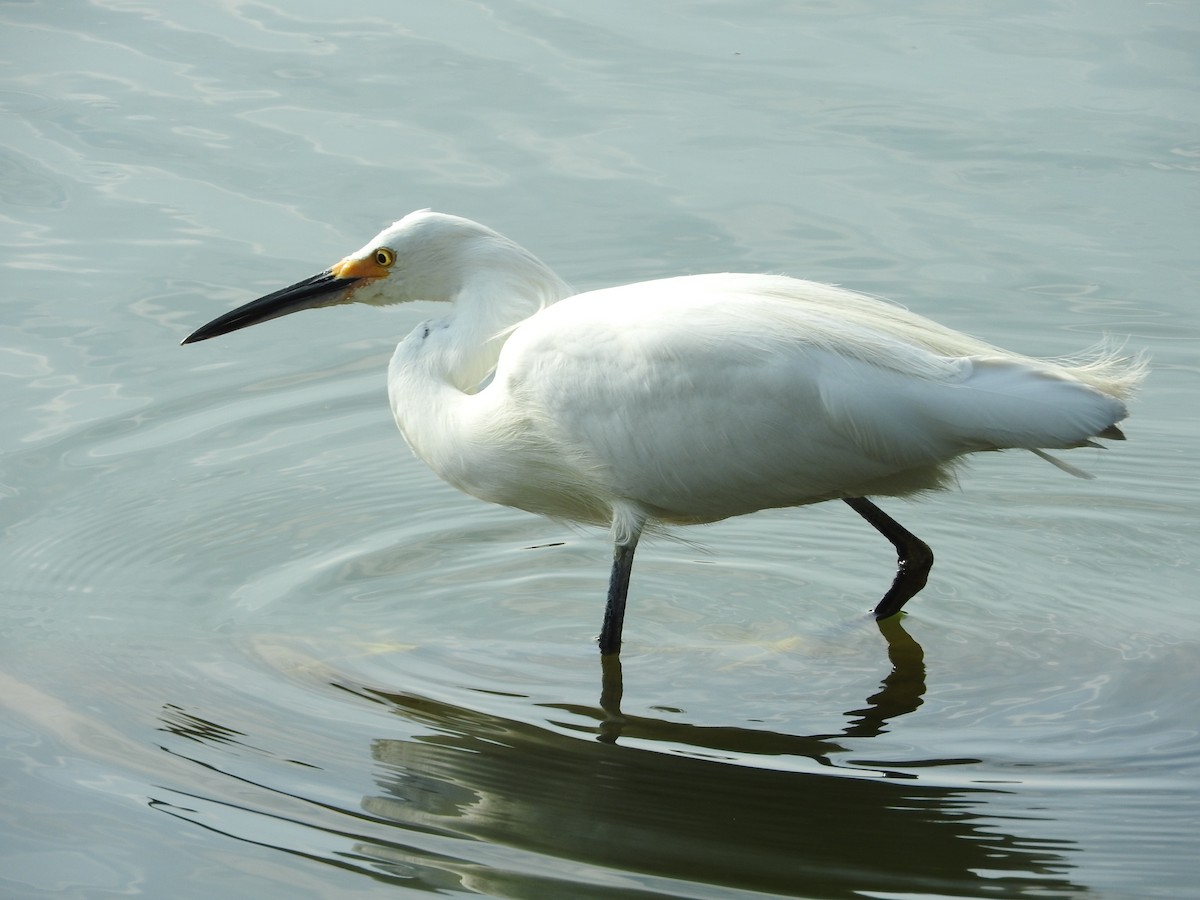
374, 247, 396, 268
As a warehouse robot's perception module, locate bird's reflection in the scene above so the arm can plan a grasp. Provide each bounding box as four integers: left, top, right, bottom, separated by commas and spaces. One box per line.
154, 619, 1083, 897
351, 619, 1079, 896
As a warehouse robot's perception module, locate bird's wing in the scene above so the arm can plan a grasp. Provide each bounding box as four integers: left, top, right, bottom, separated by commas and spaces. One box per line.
494, 287, 943, 513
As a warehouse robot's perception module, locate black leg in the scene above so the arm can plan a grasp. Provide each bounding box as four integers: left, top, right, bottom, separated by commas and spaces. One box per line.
599, 539, 637, 655
843, 497, 934, 619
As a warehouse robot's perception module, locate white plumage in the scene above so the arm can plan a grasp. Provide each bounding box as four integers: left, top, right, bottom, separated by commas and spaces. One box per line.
185, 211, 1145, 654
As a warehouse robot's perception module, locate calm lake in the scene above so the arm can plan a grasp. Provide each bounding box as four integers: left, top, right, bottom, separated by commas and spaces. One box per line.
2, 2, 1197, 897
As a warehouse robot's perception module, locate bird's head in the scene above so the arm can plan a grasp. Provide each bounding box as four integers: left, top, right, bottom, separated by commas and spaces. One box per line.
181, 210, 497, 345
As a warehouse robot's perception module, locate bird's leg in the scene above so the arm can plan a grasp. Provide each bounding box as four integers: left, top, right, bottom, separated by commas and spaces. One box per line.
843, 497, 934, 619
598, 539, 638, 656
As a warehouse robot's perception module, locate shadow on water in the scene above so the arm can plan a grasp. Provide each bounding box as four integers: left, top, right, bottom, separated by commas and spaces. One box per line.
154, 618, 1085, 898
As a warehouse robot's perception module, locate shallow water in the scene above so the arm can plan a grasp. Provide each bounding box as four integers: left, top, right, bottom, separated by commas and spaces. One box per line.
2, 1, 1198, 897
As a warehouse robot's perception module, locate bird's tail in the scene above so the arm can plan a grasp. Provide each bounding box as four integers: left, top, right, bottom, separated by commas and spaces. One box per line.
948, 343, 1145, 479
949, 355, 1134, 450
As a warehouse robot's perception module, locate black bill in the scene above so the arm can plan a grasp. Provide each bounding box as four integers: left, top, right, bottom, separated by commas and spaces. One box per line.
182, 270, 360, 345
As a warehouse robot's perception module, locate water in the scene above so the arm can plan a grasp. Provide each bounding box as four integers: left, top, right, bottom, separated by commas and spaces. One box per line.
2, 1, 1198, 897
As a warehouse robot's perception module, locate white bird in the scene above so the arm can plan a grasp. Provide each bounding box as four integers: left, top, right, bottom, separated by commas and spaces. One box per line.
184, 211, 1145, 655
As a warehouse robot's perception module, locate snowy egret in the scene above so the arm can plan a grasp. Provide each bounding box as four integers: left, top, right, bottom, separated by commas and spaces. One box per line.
184, 211, 1145, 655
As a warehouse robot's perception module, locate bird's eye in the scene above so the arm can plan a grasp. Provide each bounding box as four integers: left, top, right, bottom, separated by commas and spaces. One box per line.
374, 247, 396, 268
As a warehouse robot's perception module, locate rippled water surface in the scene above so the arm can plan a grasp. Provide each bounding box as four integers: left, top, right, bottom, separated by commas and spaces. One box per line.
3, 2, 1198, 897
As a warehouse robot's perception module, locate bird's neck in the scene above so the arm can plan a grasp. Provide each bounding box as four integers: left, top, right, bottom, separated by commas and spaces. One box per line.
387, 265, 570, 492
434, 264, 571, 392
